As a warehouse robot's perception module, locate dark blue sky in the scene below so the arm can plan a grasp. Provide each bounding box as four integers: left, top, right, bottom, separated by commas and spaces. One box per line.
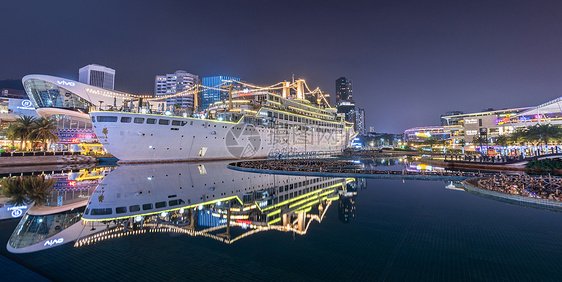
3, 0, 562, 133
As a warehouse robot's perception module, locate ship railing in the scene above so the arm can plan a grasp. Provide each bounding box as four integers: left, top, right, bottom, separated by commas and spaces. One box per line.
93, 105, 196, 119
267, 151, 335, 160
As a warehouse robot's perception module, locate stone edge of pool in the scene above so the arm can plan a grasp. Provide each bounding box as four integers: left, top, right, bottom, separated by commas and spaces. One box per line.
226, 163, 472, 181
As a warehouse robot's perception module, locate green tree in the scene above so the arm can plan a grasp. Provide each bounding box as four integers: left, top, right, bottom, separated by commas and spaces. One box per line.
510, 128, 529, 146
526, 124, 562, 146
0, 175, 56, 206
30, 117, 59, 151
11, 115, 36, 150
425, 138, 438, 151
494, 135, 510, 147
473, 136, 487, 152
5, 124, 19, 149
0, 176, 30, 206
23, 175, 56, 206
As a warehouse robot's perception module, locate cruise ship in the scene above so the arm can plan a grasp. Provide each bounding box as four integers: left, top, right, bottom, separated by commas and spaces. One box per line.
89, 80, 355, 162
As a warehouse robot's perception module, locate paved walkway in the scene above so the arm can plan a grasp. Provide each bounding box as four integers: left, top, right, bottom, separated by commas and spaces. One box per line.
445, 153, 562, 167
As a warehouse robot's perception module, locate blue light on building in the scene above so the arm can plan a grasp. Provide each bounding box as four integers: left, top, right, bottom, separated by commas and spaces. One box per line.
201, 76, 240, 110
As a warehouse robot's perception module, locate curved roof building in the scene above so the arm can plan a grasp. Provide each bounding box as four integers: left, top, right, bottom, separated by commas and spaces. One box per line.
22, 74, 141, 120
22, 75, 145, 146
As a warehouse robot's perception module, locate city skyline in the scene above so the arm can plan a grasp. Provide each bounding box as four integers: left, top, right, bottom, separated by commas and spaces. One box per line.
4, 0, 562, 132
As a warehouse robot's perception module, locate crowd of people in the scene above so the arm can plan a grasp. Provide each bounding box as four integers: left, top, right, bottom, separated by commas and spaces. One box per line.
446, 154, 524, 164
477, 174, 562, 202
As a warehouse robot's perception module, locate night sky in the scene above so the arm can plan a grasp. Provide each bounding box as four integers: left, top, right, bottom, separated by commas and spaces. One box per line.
3, 0, 562, 133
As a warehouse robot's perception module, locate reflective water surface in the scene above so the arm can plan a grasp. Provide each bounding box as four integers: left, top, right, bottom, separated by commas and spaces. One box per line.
1, 160, 561, 281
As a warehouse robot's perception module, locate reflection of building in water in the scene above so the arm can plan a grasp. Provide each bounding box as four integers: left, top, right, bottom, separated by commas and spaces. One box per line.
338, 196, 356, 223
357, 178, 367, 190
63, 162, 359, 246
6, 166, 115, 253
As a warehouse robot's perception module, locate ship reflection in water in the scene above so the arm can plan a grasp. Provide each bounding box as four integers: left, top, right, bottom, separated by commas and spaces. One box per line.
8, 162, 359, 253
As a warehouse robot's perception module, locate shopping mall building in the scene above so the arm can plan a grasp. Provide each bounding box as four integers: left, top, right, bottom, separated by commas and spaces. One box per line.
22, 74, 142, 150
405, 96, 562, 150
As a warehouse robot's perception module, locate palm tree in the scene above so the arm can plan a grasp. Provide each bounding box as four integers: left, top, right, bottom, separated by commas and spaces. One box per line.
526, 124, 562, 146
0, 175, 56, 207
473, 136, 487, 153
30, 117, 59, 151
5, 124, 19, 150
493, 135, 511, 155
11, 115, 36, 150
23, 175, 56, 206
0, 176, 30, 206
494, 135, 510, 147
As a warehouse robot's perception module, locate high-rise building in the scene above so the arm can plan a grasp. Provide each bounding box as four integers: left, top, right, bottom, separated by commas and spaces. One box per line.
336, 100, 356, 125
355, 108, 366, 134
154, 70, 198, 111
79, 64, 115, 90
338, 196, 356, 223
201, 76, 240, 110
335, 77, 352, 105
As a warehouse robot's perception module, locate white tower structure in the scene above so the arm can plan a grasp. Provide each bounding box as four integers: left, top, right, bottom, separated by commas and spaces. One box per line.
79, 64, 115, 90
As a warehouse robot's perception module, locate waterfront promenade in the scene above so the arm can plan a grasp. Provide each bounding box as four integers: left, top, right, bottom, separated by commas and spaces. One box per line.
229, 159, 484, 181
0, 151, 98, 167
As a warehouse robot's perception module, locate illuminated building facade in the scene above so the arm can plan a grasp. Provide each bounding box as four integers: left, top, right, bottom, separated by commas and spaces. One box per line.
0, 89, 40, 146
201, 76, 240, 111
337, 100, 356, 124
335, 77, 352, 105
154, 70, 198, 111
22, 74, 139, 148
404, 126, 451, 143
355, 108, 365, 134
440, 107, 529, 145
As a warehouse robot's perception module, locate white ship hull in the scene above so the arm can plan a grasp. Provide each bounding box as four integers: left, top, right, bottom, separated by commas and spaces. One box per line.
90, 112, 353, 162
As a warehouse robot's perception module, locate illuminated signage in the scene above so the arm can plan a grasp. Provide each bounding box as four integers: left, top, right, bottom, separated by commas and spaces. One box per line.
57, 80, 76, 87
56, 129, 96, 144
466, 130, 478, 135
465, 118, 477, 124
16, 100, 35, 110
7, 205, 27, 218
495, 118, 510, 125
414, 132, 432, 138
44, 238, 64, 246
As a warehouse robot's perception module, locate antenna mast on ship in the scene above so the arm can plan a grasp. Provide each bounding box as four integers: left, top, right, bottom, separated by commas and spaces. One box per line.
228, 81, 234, 111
